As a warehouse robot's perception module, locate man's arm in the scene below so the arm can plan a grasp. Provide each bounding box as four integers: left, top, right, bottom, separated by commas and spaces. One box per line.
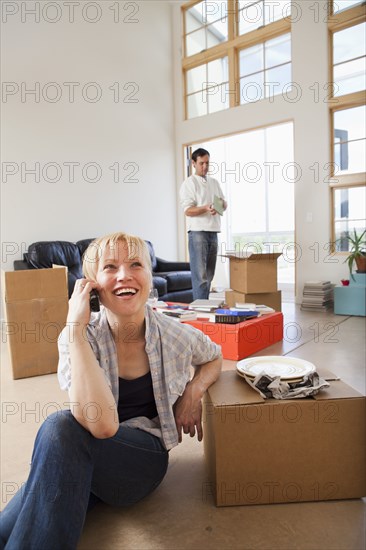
174, 355, 222, 442
185, 205, 217, 217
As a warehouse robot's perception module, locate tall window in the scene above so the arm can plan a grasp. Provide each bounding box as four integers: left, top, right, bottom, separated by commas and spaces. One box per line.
188, 122, 295, 294
182, 0, 292, 119
329, 2, 366, 249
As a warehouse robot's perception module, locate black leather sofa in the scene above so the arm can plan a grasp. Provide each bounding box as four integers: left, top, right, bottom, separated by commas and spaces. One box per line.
14, 239, 193, 303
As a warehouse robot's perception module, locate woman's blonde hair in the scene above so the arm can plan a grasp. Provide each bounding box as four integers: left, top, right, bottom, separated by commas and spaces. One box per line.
82, 232, 152, 284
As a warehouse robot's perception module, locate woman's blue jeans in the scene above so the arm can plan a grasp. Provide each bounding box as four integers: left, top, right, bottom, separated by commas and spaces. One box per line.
0, 410, 169, 550
188, 231, 218, 300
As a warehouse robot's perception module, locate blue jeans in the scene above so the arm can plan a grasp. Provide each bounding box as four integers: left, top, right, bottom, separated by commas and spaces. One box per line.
0, 411, 168, 550
188, 231, 218, 300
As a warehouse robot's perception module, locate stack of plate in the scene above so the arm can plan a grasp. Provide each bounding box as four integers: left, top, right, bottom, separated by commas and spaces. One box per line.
236, 356, 316, 384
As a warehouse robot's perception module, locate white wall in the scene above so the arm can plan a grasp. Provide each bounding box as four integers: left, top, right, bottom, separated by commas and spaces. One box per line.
172, 1, 351, 301
1, 0, 177, 271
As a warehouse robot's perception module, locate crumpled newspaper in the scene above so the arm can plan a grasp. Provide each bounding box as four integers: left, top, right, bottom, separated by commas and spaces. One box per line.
243, 371, 330, 399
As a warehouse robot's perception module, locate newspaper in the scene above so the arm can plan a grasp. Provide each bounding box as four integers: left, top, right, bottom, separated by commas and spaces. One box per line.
243, 371, 330, 399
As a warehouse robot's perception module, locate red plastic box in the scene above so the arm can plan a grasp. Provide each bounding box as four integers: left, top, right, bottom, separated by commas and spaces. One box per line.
185, 312, 283, 361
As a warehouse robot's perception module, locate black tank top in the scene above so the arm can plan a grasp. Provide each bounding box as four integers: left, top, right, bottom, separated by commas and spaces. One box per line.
117, 371, 158, 423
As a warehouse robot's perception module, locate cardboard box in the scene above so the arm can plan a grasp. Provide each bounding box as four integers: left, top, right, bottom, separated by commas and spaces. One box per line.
203, 370, 366, 506
221, 253, 281, 294
225, 290, 282, 311
2, 267, 69, 379
185, 312, 283, 361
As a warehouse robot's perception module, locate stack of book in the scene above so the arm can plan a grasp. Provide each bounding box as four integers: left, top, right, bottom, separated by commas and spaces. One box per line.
162, 309, 197, 321
215, 309, 259, 324
300, 281, 334, 311
188, 298, 224, 312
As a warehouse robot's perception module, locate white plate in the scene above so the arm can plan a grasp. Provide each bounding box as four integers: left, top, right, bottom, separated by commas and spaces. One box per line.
237, 356, 316, 380
236, 370, 304, 384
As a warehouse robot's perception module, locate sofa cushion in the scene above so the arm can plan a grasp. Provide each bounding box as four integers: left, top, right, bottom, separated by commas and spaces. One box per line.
76, 238, 96, 260
152, 276, 168, 297
156, 271, 192, 292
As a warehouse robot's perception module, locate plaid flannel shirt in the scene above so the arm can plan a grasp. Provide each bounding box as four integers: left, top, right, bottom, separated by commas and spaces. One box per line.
57, 306, 221, 450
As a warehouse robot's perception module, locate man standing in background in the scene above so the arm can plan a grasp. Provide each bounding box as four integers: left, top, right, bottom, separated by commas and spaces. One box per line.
180, 148, 227, 300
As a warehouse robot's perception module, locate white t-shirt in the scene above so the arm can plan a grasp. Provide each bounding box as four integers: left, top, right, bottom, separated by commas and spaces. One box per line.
179, 175, 225, 232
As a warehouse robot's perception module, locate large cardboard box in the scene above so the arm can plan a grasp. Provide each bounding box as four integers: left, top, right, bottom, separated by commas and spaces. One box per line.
185, 312, 283, 361
221, 253, 281, 294
225, 290, 282, 311
203, 370, 366, 506
2, 267, 69, 379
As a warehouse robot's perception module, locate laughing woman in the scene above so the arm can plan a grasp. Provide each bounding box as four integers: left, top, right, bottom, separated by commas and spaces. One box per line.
0, 232, 222, 550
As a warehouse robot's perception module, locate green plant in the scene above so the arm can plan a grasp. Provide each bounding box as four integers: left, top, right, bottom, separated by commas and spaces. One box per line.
338, 229, 366, 278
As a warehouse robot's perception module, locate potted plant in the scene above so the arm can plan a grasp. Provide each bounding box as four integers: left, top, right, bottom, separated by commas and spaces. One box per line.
338, 229, 366, 279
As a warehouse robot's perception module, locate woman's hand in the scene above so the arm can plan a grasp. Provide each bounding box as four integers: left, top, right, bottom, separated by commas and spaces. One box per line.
174, 357, 222, 443
174, 382, 203, 442
67, 278, 99, 328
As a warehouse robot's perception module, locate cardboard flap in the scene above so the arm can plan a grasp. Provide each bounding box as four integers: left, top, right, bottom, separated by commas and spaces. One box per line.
313, 380, 365, 400
2, 268, 68, 302
220, 253, 282, 262
208, 370, 265, 406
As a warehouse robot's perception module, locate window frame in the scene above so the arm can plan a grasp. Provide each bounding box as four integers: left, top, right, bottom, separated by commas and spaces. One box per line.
328, 1, 366, 250
182, 0, 291, 119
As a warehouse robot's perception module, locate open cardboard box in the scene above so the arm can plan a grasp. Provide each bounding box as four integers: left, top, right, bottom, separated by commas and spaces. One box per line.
2, 267, 69, 379
203, 370, 366, 506
220, 252, 282, 294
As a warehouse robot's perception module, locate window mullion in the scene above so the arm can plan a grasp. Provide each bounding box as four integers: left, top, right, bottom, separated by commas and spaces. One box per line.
228, 47, 237, 107
328, 4, 366, 32
228, 0, 236, 41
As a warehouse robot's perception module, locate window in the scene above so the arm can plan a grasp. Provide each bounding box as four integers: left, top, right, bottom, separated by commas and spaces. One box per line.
333, 0, 364, 14
333, 106, 366, 174
186, 57, 229, 117
333, 23, 366, 96
184, 0, 228, 57
239, 33, 291, 103
329, 2, 365, 247
238, 0, 291, 36
334, 186, 366, 250
188, 121, 295, 294
182, 0, 292, 119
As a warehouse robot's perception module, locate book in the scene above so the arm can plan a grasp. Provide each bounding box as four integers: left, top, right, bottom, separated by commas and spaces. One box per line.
303, 281, 331, 287
301, 281, 335, 311
189, 298, 224, 311
162, 310, 198, 321
215, 308, 259, 324
213, 195, 224, 216
255, 305, 275, 314
215, 309, 258, 316
233, 304, 275, 314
